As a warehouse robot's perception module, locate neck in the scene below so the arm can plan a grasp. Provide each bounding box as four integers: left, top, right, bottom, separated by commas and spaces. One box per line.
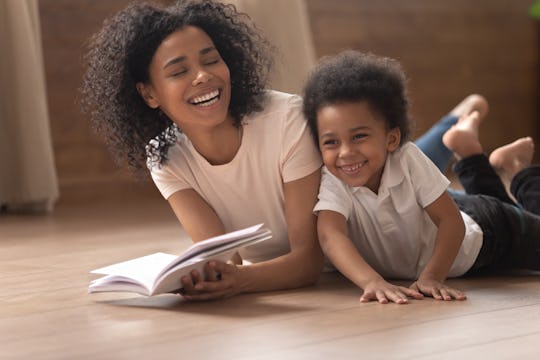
186, 120, 242, 165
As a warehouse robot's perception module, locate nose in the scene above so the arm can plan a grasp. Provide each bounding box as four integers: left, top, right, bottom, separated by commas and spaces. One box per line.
339, 142, 355, 158
192, 69, 212, 86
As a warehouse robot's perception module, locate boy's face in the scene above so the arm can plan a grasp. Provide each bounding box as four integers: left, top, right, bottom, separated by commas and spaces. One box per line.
317, 101, 400, 193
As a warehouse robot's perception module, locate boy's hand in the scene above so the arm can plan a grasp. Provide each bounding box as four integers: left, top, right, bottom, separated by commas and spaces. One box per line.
410, 277, 466, 301
360, 279, 424, 304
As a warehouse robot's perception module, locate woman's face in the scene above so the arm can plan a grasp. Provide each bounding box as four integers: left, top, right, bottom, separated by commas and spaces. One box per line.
137, 26, 232, 133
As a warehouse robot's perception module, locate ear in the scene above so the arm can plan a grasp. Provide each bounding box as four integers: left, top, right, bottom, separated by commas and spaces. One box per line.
387, 127, 401, 153
136, 82, 159, 109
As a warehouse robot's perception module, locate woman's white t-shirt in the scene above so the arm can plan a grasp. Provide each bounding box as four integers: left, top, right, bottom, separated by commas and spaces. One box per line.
150, 91, 322, 263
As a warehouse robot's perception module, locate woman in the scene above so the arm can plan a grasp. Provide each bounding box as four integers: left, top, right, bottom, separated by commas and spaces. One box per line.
81, 0, 323, 300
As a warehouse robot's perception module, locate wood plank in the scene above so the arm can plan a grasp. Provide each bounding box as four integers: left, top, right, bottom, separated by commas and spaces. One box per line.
2, 197, 540, 358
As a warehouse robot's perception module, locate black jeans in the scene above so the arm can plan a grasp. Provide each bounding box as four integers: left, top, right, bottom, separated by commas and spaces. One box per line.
449, 155, 540, 272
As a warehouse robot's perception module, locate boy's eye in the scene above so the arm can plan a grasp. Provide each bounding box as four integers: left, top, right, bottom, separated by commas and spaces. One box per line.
353, 133, 367, 141
322, 139, 338, 146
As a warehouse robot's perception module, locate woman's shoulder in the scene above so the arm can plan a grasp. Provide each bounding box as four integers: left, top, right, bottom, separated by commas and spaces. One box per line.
240, 91, 299, 138
149, 132, 193, 171
265, 89, 302, 105
247, 90, 302, 120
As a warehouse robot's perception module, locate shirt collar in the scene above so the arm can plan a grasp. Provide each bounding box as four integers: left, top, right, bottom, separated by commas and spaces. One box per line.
349, 147, 405, 198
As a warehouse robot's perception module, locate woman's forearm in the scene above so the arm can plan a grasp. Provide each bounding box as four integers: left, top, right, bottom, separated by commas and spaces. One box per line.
236, 244, 324, 293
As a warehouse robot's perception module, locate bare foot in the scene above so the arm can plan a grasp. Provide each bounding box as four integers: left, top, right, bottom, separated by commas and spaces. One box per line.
442, 111, 484, 159
489, 137, 535, 182
449, 94, 489, 120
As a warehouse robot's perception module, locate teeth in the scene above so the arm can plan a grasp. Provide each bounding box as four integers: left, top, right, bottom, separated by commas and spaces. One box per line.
191, 90, 219, 105
196, 97, 218, 107
341, 162, 365, 173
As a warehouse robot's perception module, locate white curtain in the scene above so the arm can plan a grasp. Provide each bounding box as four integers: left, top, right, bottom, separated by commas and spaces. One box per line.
0, 0, 59, 213
225, 0, 316, 94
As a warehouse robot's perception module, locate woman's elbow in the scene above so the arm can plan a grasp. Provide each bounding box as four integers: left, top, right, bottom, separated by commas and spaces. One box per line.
299, 244, 325, 285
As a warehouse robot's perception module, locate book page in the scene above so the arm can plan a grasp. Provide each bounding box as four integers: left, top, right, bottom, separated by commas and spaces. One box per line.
91, 252, 177, 290
167, 224, 265, 267
157, 228, 271, 280
88, 275, 152, 296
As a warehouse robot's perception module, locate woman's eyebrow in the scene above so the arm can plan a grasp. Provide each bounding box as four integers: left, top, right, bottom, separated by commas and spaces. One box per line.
163, 56, 186, 69
200, 46, 217, 55
163, 46, 217, 69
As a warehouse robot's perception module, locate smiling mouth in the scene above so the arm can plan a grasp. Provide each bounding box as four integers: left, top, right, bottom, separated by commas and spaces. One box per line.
339, 161, 367, 175
189, 89, 220, 107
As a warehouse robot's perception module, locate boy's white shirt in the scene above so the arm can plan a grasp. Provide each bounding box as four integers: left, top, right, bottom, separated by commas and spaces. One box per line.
314, 142, 483, 279
150, 91, 322, 264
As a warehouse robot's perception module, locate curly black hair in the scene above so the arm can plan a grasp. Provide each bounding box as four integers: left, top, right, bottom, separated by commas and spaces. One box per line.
302, 50, 413, 148
80, 0, 274, 175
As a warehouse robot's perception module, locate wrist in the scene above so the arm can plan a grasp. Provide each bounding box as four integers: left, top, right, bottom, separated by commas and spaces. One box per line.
235, 264, 255, 294
358, 273, 385, 289
418, 271, 446, 283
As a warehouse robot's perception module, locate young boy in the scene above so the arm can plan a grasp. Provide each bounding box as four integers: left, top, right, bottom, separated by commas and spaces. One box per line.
302, 50, 540, 304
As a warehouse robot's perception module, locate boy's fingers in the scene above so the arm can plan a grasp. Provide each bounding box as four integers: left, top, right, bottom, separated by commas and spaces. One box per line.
375, 290, 389, 304
388, 291, 408, 304
404, 287, 424, 299
448, 288, 467, 300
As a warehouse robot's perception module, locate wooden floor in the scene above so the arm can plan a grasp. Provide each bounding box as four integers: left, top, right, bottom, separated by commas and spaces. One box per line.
2, 194, 540, 359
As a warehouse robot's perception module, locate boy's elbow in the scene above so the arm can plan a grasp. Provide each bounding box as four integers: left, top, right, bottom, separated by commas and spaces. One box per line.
318, 231, 335, 258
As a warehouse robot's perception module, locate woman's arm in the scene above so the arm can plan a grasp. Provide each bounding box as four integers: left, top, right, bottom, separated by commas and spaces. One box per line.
168, 188, 226, 242
318, 210, 422, 304
411, 191, 467, 300
168, 169, 325, 300
168, 190, 244, 266
166, 188, 231, 290
234, 169, 325, 292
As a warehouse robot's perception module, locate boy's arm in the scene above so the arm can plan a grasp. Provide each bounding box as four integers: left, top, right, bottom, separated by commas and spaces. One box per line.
318, 210, 423, 304
412, 191, 467, 300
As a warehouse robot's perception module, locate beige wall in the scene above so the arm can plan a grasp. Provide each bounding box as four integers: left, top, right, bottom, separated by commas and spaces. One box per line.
38, 0, 539, 201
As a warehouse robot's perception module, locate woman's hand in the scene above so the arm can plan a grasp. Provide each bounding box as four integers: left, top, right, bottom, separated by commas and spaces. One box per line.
179, 260, 241, 301
410, 277, 466, 301
360, 278, 424, 304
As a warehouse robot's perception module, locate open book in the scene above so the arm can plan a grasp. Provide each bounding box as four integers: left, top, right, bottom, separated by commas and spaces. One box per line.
88, 224, 271, 296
